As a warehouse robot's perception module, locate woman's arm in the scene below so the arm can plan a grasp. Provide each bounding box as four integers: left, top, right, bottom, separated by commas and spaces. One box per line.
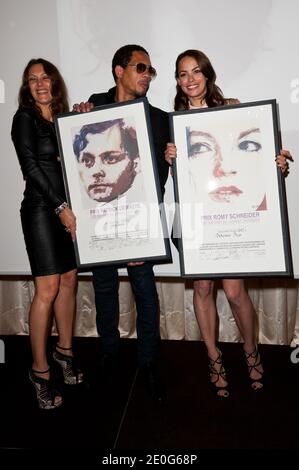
164, 143, 177, 166
276, 149, 293, 174
11, 110, 64, 208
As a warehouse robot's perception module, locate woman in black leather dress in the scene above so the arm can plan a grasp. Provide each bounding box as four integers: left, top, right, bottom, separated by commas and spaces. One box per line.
11, 58, 83, 409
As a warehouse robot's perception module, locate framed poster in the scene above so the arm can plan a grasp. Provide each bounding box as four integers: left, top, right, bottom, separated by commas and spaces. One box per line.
55, 98, 171, 268
170, 99, 292, 278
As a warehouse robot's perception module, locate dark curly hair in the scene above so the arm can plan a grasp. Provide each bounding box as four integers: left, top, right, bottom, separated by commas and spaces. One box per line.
18, 58, 69, 116
174, 49, 225, 110
73, 119, 139, 162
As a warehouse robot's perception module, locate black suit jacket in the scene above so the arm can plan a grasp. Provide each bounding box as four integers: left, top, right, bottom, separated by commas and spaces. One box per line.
88, 87, 170, 197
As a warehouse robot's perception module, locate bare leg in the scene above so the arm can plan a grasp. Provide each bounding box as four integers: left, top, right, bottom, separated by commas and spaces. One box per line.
52, 269, 83, 385
29, 274, 62, 406
53, 269, 77, 357
30, 274, 60, 375
222, 279, 263, 385
193, 280, 228, 392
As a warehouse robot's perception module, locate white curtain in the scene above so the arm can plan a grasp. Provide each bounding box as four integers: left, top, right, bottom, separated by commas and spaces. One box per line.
0, 278, 298, 346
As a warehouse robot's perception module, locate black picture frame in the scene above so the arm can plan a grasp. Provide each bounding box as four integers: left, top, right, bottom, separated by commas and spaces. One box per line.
55, 97, 171, 268
169, 99, 293, 278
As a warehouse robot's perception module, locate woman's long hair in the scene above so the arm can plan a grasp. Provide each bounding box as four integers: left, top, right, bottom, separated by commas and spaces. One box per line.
174, 49, 225, 110
18, 58, 69, 116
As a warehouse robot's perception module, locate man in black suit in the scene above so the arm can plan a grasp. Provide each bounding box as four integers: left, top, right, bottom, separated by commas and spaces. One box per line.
75, 45, 169, 401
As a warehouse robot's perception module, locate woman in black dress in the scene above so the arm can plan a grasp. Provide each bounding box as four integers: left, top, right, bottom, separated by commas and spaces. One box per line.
11, 58, 83, 409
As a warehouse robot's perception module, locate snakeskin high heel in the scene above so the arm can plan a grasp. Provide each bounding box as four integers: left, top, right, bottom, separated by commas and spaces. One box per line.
53, 344, 84, 385
29, 368, 63, 410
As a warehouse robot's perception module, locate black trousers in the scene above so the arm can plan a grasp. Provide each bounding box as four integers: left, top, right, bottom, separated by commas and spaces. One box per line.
92, 262, 160, 365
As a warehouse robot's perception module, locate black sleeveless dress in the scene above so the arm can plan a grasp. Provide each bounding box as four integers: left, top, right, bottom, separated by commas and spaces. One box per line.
11, 107, 77, 276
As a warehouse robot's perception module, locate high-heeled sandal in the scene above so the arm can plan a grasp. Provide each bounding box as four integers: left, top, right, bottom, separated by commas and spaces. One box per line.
208, 349, 230, 398
244, 346, 264, 391
29, 368, 63, 410
53, 344, 84, 385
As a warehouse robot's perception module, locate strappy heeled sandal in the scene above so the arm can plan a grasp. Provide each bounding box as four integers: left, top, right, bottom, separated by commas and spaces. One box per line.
53, 344, 84, 385
244, 346, 264, 391
208, 349, 230, 398
29, 368, 63, 410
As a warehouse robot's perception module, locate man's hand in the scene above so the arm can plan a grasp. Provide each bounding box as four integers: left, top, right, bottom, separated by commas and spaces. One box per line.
72, 102, 94, 113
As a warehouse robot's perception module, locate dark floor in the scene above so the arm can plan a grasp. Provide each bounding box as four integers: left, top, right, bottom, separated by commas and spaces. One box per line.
0, 336, 298, 464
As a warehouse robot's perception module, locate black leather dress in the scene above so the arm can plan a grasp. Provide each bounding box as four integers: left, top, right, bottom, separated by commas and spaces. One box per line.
11, 107, 77, 276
